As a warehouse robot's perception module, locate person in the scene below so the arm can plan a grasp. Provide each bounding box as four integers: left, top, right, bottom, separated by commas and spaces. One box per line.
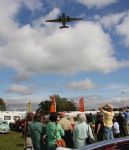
117, 112, 126, 137
99, 104, 114, 140
73, 113, 94, 148
56, 114, 61, 122
122, 107, 129, 135
29, 112, 45, 150
46, 113, 65, 150
24, 112, 34, 137
24, 112, 34, 148
94, 113, 104, 141
59, 112, 73, 148
69, 116, 75, 130
86, 113, 93, 125
113, 117, 120, 138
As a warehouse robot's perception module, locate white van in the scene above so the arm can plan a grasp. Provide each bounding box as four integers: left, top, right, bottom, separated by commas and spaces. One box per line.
0, 111, 26, 124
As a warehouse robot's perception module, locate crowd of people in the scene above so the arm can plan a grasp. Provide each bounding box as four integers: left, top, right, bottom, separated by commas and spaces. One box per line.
23, 104, 129, 150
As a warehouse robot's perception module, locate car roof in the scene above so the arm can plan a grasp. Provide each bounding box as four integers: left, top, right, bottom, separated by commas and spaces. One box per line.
0, 120, 8, 123
75, 136, 129, 150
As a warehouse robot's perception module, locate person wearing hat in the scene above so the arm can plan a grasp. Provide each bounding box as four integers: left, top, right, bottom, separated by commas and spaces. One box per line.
99, 104, 114, 140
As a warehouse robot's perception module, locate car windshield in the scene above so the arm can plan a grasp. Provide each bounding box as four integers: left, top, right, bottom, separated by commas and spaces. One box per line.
1, 121, 8, 125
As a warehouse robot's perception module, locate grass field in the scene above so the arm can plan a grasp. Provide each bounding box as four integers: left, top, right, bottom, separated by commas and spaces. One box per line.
0, 131, 24, 150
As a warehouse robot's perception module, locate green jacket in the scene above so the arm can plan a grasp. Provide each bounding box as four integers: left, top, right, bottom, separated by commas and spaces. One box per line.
46, 121, 65, 145
29, 121, 45, 150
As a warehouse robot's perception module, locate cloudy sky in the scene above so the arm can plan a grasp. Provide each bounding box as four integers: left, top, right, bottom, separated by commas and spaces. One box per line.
0, 0, 129, 108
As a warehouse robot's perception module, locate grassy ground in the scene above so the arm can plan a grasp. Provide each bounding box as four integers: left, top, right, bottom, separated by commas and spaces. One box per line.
0, 131, 24, 150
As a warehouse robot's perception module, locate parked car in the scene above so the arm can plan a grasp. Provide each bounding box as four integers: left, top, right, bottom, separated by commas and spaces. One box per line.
56, 136, 129, 150
9, 119, 26, 132
82, 136, 129, 150
0, 120, 10, 133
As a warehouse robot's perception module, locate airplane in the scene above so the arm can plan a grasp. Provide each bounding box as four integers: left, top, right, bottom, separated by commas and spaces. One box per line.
46, 13, 82, 29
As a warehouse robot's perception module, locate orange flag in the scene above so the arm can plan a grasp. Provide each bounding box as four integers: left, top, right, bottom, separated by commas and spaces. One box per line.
79, 97, 84, 112
50, 96, 56, 113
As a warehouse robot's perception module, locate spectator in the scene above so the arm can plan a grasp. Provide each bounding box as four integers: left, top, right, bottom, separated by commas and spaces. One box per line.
69, 117, 75, 130
46, 113, 65, 150
122, 107, 129, 135
59, 112, 73, 148
24, 112, 34, 146
86, 113, 93, 128
94, 113, 104, 141
57, 114, 61, 122
113, 117, 120, 138
117, 112, 126, 137
73, 113, 94, 148
99, 104, 114, 140
29, 112, 45, 150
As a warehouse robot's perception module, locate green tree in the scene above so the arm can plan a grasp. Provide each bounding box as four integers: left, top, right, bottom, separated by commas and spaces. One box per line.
64, 100, 77, 111
37, 95, 77, 113
0, 98, 6, 111
37, 100, 51, 114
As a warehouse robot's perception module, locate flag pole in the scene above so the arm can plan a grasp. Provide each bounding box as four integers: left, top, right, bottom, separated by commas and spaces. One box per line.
28, 100, 32, 112
50, 96, 56, 113
79, 97, 84, 112
55, 96, 56, 112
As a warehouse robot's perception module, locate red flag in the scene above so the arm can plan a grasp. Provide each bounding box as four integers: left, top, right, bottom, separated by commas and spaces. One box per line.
50, 96, 56, 112
79, 97, 84, 112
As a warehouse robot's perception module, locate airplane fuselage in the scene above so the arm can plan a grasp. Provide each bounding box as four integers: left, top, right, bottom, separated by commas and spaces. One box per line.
59, 13, 69, 28
46, 13, 82, 29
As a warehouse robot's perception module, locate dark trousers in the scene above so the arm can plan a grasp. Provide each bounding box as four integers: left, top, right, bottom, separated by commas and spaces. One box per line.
63, 130, 73, 148
97, 133, 104, 141
119, 125, 127, 137
114, 133, 120, 138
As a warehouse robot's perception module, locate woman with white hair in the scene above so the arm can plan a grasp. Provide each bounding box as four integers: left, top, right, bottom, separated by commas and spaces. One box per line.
73, 113, 94, 148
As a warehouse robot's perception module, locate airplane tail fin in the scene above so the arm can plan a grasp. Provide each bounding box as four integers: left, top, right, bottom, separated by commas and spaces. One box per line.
59, 25, 69, 29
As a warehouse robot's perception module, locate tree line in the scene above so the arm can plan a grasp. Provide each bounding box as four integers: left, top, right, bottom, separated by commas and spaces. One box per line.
0, 95, 77, 113
0, 98, 6, 111
36, 95, 77, 114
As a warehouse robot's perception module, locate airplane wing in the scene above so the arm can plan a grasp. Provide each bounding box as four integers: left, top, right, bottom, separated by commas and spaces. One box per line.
68, 17, 82, 22
46, 19, 61, 22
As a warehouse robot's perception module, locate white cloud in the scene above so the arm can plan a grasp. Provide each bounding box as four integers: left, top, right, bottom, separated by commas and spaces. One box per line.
21, 0, 43, 11
67, 78, 97, 90
98, 11, 129, 47
0, 0, 42, 18
0, 2, 129, 81
76, 0, 117, 9
33, 8, 60, 33
116, 12, 129, 46
96, 12, 126, 29
85, 95, 129, 109
105, 83, 127, 90
7, 84, 36, 95
0, 1, 20, 18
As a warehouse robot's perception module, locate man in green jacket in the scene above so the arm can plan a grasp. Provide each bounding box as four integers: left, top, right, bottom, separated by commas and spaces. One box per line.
29, 113, 45, 150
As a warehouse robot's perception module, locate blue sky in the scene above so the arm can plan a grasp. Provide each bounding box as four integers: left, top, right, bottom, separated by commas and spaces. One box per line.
0, 0, 129, 108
